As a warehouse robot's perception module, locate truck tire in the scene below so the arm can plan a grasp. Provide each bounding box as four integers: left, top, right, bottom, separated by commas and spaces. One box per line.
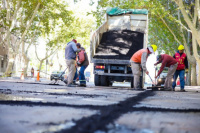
94, 74, 101, 86
101, 75, 109, 86
109, 81, 113, 86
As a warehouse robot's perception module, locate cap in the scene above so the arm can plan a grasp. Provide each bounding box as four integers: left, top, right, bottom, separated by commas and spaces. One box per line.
148, 46, 154, 54
72, 39, 77, 43
156, 55, 162, 61
76, 43, 81, 47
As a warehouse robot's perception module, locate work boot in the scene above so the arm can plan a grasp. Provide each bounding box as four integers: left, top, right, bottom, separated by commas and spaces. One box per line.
134, 88, 145, 91
164, 88, 172, 91
72, 81, 78, 85
80, 84, 86, 87
180, 89, 186, 92
67, 83, 77, 87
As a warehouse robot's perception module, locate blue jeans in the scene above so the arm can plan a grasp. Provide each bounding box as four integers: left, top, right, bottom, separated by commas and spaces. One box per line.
79, 66, 87, 85
172, 70, 185, 89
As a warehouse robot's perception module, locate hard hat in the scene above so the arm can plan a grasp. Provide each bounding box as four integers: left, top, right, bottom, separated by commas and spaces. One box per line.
178, 45, 184, 50
151, 44, 157, 52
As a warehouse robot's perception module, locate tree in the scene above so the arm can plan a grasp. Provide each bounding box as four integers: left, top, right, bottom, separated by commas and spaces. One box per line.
0, 0, 41, 76
0, 0, 75, 76
172, 0, 200, 85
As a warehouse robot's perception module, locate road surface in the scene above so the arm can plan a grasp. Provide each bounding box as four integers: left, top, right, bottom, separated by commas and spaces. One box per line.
0, 80, 200, 133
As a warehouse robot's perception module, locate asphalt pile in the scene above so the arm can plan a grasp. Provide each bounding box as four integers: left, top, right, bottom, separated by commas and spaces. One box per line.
93, 30, 144, 60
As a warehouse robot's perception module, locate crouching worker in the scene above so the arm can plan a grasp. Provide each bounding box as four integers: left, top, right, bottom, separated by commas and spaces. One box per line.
154, 54, 178, 91
130, 45, 157, 90
77, 46, 89, 87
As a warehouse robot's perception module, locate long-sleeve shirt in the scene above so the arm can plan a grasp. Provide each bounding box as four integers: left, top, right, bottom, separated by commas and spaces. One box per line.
173, 51, 188, 69
155, 54, 177, 77
141, 52, 148, 72
130, 49, 149, 72
65, 41, 79, 60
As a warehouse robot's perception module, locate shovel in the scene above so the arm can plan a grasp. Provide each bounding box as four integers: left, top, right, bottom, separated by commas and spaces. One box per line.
147, 74, 155, 86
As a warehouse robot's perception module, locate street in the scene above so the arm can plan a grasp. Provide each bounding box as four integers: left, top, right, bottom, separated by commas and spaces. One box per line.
0, 80, 200, 133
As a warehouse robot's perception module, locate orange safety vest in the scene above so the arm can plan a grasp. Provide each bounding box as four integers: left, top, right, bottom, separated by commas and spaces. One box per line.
130, 49, 148, 63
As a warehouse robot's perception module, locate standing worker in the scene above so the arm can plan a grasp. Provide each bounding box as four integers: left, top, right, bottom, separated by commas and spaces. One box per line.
64, 39, 80, 87
172, 45, 188, 91
154, 54, 178, 91
76, 46, 89, 87
130, 44, 157, 90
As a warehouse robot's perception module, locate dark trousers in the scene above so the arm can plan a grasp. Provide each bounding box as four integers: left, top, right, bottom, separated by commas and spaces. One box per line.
79, 66, 87, 85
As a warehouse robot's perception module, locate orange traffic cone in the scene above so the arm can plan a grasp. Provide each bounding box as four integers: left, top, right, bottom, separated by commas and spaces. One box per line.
36, 71, 40, 82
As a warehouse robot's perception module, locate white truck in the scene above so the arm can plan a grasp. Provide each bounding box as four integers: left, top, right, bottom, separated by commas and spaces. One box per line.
90, 8, 148, 88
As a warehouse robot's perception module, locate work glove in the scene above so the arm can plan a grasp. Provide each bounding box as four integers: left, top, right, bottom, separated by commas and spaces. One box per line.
145, 71, 149, 75
185, 69, 188, 73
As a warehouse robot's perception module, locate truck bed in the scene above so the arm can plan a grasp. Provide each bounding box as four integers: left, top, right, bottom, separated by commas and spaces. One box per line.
93, 30, 144, 60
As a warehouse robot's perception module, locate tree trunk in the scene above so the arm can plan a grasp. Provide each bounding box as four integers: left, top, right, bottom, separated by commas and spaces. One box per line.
5, 48, 16, 77
191, 63, 197, 86
39, 59, 44, 73
23, 57, 29, 77
197, 60, 200, 86
56, 53, 62, 70
21, 39, 30, 77
188, 63, 191, 85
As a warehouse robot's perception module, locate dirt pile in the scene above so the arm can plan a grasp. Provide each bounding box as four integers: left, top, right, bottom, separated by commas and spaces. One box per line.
93, 30, 144, 60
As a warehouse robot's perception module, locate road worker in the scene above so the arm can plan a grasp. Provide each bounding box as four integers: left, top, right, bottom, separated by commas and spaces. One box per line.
76, 46, 89, 87
154, 54, 178, 91
172, 45, 188, 91
130, 44, 157, 90
64, 39, 80, 87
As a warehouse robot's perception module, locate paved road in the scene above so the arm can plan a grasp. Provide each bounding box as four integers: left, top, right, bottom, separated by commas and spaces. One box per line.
0, 80, 200, 133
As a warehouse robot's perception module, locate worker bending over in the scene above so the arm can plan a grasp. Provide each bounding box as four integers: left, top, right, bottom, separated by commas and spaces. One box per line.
130, 45, 157, 90
154, 54, 178, 91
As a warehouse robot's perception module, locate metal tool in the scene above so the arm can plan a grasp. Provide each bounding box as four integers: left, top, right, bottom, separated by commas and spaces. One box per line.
155, 67, 157, 85
49, 67, 68, 85
147, 74, 155, 86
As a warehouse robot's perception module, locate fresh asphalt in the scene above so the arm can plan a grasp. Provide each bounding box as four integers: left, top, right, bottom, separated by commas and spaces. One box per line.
0, 80, 200, 133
